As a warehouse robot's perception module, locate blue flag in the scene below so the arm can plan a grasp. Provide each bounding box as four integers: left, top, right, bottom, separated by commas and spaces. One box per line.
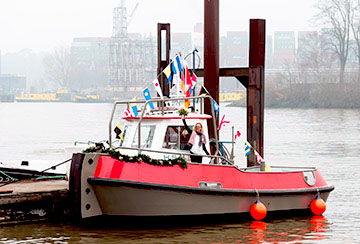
245, 141, 251, 157
171, 62, 177, 74
175, 55, 183, 72
131, 104, 138, 117
143, 87, 154, 110
213, 100, 219, 117
167, 73, 173, 84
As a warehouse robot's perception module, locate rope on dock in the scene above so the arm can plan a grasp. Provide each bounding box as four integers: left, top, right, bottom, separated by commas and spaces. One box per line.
35, 175, 66, 180
0, 169, 19, 182
0, 158, 72, 189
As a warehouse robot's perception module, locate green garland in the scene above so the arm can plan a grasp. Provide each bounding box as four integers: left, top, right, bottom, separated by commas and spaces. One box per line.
178, 108, 188, 116
83, 147, 188, 169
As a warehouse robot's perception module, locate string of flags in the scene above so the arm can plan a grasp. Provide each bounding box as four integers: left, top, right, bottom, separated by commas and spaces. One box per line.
130, 98, 138, 117
121, 54, 192, 118
118, 52, 268, 169
122, 54, 215, 116
152, 78, 163, 99
215, 109, 265, 166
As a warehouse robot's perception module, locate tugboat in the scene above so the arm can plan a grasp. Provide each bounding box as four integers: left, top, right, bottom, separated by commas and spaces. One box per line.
69, 95, 334, 220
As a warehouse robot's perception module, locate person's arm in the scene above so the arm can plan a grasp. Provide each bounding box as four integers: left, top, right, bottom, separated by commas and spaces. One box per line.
182, 116, 192, 134
202, 144, 210, 155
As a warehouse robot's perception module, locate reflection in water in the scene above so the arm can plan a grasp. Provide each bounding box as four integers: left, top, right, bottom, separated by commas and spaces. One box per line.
0, 216, 329, 243
243, 216, 328, 243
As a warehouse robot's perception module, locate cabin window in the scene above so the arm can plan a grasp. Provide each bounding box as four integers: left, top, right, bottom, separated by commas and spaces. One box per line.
119, 125, 130, 146
163, 126, 192, 150
131, 125, 155, 148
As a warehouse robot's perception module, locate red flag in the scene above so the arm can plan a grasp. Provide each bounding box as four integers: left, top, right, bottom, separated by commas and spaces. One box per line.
235, 130, 241, 141
184, 64, 192, 96
191, 72, 197, 87
218, 115, 230, 131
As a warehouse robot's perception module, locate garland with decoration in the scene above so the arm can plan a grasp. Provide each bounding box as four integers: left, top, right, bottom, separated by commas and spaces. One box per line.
178, 108, 189, 116
83, 147, 188, 169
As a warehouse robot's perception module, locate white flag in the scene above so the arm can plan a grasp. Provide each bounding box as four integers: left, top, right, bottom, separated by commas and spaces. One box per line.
152, 78, 163, 99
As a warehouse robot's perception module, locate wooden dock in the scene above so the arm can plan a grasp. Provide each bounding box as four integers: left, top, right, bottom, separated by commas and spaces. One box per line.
0, 180, 69, 225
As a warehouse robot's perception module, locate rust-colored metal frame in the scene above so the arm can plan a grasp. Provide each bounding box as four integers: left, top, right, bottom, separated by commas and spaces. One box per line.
157, 23, 171, 98
197, 16, 265, 167
156, 4, 265, 167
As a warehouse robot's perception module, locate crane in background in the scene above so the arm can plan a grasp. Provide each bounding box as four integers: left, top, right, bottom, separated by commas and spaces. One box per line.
110, 0, 156, 94
113, 0, 139, 38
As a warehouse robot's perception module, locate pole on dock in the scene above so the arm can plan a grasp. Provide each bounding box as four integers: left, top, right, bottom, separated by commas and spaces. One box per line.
157, 23, 171, 98
204, 0, 220, 142
247, 19, 265, 167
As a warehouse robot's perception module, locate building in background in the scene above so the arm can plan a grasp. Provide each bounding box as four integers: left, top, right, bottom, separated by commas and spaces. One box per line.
1, 49, 44, 91
223, 31, 249, 67
70, 37, 110, 90
0, 74, 26, 93
171, 33, 192, 57
109, 0, 156, 94
193, 22, 204, 68
297, 31, 318, 63
266, 35, 273, 68
273, 31, 295, 66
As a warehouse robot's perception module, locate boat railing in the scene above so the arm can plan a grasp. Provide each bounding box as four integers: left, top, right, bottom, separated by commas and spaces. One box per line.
108, 95, 232, 165
117, 146, 233, 165
241, 165, 317, 173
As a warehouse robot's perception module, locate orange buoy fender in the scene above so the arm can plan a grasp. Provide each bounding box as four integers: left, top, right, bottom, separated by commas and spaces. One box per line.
250, 200, 267, 220
310, 195, 326, 216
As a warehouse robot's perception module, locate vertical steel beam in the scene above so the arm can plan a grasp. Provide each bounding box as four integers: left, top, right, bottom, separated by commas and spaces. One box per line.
157, 23, 171, 97
204, 0, 220, 141
247, 19, 265, 167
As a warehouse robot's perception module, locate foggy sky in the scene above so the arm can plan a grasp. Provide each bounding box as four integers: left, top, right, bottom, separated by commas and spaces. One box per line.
0, 0, 318, 53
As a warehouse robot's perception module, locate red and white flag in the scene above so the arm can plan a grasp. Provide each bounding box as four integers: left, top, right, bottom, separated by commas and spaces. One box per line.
123, 108, 134, 118
191, 72, 197, 88
254, 150, 264, 164
152, 78, 163, 99
218, 115, 230, 131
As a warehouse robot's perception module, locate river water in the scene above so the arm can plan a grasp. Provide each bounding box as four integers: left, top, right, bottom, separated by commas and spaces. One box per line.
0, 102, 359, 243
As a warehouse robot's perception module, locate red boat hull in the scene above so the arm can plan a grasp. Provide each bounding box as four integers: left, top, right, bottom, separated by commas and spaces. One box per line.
69, 153, 334, 219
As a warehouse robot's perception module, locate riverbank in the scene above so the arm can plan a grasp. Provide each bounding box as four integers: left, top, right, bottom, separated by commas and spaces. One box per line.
228, 82, 360, 108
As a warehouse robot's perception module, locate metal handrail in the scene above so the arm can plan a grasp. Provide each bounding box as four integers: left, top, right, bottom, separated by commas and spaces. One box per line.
116, 146, 233, 165
108, 95, 224, 164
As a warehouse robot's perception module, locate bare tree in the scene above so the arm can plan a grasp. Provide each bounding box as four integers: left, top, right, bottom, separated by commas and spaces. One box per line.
350, 0, 360, 82
43, 46, 72, 89
279, 60, 297, 89
315, 0, 354, 83
297, 32, 337, 83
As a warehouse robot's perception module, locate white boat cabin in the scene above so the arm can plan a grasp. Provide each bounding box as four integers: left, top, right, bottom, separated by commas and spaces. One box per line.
117, 112, 212, 164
